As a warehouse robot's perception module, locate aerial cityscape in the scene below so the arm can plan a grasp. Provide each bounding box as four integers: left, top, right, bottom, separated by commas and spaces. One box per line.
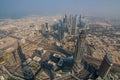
0, 0, 120, 80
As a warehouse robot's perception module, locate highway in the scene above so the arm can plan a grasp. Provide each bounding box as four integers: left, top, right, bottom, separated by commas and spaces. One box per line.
2, 65, 24, 80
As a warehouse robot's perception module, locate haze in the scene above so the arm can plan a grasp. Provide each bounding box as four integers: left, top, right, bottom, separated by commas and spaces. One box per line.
0, 0, 120, 19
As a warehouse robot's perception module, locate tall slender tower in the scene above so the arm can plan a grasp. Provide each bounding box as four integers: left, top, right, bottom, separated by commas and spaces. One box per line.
79, 15, 82, 28
58, 20, 64, 41
73, 30, 86, 73
45, 22, 48, 30
68, 15, 72, 35
73, 30, 86, 64
71, 15, 77, 35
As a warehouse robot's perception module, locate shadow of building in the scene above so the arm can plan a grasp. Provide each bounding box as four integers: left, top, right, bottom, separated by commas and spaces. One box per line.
17, 42, 35, 80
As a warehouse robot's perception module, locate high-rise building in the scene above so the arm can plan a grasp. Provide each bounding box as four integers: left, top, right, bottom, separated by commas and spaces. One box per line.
41, 61, 55, 80
58, 26, 63, 41
58, 20, 64, 41
41, 24, 46, 34
99, 54, 113, 79
79, 15, 82, 28
71, 15, 77, 35
63, 14, 69, 33
45, 22, 48, 30
63, 14, 67, 24
46, 30, 49, 38
77, 15, 85, 29
68, 15, 72, 35
73, 30, 86, 64
72, 30, 86, 73
75, 25, 79, 35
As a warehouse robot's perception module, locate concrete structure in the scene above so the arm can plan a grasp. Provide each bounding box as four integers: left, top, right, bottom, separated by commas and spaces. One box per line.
58, 20, 64, 41
35, 47, 43, 55
40, 61, 55, 80
41, 24, 46, 34
46, 30, 49, 38
33, 56, 41, 62
71, 15, 77, 35
45, 22, 48, 30
74, 30, 86, 64
99, 54, 113, 79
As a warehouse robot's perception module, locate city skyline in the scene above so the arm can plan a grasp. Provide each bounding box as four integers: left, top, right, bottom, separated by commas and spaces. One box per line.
0, 9, 119, 80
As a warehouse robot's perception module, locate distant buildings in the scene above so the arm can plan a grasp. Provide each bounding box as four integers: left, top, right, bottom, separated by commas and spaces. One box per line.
41, 24, 46, 34
51, 14, 85, 42
41, 22, 50, 38
71, 15, 77, 35
45, 23, 48, 30
1, 14, 119, 80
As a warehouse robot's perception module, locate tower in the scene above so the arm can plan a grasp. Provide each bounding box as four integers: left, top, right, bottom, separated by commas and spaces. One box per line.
79, 15, 82, 28
71, 15, 77, 35
41, 24, 46, 35
58, 20, 64, 41
73, 30, 86, 64
45, 22, 48, 30
99, 54, 113, 79
72, 30, 86, 73
63, 14, 67, 24
41, 61, 55, 80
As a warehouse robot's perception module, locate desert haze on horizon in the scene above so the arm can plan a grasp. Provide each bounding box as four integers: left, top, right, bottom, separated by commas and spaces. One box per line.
0, 0, 120, 19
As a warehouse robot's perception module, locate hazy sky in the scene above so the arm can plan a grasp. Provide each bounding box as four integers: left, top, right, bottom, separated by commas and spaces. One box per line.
0, 0, 120, 18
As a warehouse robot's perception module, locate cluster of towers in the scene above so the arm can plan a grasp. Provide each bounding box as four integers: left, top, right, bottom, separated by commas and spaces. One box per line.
52, 14, 85, 41
49, 29, 86, 73
40, 22, 50, 38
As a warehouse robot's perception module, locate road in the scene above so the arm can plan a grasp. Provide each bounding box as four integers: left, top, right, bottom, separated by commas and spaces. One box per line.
2, 65, 24, 80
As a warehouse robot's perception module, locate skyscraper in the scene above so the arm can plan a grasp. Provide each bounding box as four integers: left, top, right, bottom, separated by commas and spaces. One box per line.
45, 22, 48, 30
68, 15, 72, 35
58, 20, 64, 41
71, 15, 77, 35
41, 24, 46, 34
41, 61, 55, 80
99, 54, 113, 79
74, 30, 86, 64
79, 15, 82, 28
